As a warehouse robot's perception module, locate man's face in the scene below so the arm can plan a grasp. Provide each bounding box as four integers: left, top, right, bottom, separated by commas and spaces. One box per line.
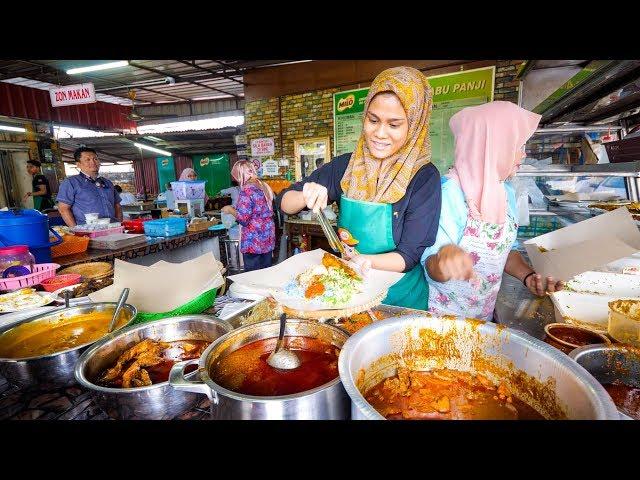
77, 152, 100, 177
26, 164, 38, 176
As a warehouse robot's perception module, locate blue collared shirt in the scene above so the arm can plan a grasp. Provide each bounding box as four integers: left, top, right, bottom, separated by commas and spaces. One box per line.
57, 172, 121, 224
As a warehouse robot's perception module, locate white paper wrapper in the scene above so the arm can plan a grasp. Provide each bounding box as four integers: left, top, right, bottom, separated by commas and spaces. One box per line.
227, 249, 404, 311
89, 252, 225, 313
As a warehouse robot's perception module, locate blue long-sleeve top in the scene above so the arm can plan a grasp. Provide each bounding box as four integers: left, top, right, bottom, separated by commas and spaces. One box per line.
276, 153, 442, 272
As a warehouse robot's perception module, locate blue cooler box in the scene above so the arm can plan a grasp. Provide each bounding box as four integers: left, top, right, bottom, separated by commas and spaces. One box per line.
143, 217, 187, 237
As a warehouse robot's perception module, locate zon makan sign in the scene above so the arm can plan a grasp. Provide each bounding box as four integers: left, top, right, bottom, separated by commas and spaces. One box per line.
49, 83, 97, 107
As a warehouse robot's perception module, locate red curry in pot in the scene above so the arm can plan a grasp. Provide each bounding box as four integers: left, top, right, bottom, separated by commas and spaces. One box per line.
210, 336, 339, 396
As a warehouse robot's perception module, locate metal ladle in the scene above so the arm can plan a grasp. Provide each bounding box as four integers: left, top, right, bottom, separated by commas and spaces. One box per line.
266, 313, 301, 370
108, 288, 130, 333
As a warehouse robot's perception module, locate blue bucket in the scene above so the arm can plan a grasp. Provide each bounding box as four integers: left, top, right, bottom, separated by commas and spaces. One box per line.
0, 208, 63, 263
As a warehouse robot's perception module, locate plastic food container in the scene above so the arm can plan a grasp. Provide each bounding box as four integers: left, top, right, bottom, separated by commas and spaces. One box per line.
84, 213, 99, 224
50, 235, 90, 258
143, 217, 187, 237
122, 218, 151, 234
171, 181, 206, 200
73, 226, 124, 238
0, 245, 36, 278
40, 273, 82, 292
608, 300, 640, 347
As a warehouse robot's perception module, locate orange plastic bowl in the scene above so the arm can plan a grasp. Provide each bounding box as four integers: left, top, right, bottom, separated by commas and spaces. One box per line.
40, 274, 82, 292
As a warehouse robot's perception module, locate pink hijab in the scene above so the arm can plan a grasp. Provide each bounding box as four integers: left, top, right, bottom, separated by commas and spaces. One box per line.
447, 101, 541, 224
231, 160, 274, 210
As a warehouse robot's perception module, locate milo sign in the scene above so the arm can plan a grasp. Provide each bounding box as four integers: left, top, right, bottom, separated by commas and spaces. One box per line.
334, 88, 368, 116
333, 87, 369, 156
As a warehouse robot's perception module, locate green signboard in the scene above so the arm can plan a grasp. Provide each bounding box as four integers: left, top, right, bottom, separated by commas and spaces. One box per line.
333, 66, 496, 174
192, 153, 231, 198
156, 156, 176, 192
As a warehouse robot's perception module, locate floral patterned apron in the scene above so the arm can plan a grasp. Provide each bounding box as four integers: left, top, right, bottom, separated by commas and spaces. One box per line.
428, 212, 517, 321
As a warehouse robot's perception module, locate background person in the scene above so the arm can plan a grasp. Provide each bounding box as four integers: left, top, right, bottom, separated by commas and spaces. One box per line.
178, 167, 209, 203
56, 147, 122, 227
422, 101, 563, 322
115, 185, 137, 205
221, 160, 276, 271
24, 160, 54, 211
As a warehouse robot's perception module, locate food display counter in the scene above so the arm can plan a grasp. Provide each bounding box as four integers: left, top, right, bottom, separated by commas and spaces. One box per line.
0, 237, 632, 421
55, 229, 227, 269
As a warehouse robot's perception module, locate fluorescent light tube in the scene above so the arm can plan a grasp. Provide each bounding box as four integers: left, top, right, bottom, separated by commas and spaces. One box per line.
0, 124, 26, 132
66, 61, 129, 75
133, 142, 171, 156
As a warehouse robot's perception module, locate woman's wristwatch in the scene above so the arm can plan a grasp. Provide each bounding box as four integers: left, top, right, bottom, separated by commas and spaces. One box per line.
522, 271, 536, 287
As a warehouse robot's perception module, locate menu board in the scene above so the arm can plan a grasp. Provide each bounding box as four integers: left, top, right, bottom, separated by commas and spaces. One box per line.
333, 66, 495, 174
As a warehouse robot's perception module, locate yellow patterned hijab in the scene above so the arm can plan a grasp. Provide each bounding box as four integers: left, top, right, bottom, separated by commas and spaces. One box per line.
340, 66, 433, 204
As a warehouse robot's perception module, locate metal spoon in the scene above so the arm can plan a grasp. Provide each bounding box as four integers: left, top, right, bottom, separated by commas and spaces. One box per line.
108, 288, 130, 333
63, 290, 70, 309
266, 313, 301, 370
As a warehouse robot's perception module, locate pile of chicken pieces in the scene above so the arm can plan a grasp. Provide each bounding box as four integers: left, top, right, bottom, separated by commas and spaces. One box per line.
99, 339, 170, 388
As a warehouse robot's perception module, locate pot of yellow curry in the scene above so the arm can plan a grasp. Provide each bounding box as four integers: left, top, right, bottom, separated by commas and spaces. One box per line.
0, 303, 136, 387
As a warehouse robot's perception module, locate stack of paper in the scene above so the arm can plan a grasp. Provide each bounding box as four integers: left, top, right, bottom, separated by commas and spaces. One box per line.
90, 233, 148, 250
89, 252, 225, 313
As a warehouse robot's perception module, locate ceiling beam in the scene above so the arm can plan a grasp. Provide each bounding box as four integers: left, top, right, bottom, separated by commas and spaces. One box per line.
59, 144, 129, 164
175, 60, 246, 86
15, 60, 194, 104
128, 61, 240, 99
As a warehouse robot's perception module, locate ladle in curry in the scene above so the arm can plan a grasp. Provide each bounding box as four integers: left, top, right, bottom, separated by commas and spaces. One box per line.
266, 313, 302, 370
108, 288, 130, 333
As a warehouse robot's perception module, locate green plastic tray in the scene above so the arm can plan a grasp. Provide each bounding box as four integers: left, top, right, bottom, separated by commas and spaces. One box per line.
131, 288, 218, 325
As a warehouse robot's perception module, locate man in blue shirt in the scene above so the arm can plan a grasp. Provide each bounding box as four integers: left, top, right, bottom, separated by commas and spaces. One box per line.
57, 147, 122, 227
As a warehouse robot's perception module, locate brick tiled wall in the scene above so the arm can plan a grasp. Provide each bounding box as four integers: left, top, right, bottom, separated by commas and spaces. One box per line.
244, 61, 524, 167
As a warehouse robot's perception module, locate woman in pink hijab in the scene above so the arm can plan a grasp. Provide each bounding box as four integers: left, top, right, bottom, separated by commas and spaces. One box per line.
221, 160, 276, 271
421, 101, 563, 321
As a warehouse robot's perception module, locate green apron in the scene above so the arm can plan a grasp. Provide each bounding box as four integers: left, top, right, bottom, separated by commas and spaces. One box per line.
338, 195, 429, 311
33, 196, 43, 211
33, 195, 54, 211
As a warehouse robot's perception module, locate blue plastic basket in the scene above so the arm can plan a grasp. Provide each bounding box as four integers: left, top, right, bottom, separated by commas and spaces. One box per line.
143, 217, 187, 237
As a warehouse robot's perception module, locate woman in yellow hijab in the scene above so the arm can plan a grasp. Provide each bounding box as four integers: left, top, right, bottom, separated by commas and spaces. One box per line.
278, 66, 442, 310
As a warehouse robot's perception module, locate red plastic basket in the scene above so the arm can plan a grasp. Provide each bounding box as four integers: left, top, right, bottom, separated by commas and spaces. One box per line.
40, 273, 82, 292
0, 263, 59, 291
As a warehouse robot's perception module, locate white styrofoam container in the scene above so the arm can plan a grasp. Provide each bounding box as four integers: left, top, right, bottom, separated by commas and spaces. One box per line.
565, 271, 640, 297
551, 271, 640, 333
550, 291, 616, 332
598, 256, 640, 275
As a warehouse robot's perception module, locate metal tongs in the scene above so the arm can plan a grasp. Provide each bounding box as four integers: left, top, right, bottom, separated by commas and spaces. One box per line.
316, 208, 343, 255
316, 208, 361, 258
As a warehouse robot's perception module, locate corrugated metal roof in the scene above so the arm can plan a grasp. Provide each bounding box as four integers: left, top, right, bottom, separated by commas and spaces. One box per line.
0, 60, 297, 105
0, 77, 139, 105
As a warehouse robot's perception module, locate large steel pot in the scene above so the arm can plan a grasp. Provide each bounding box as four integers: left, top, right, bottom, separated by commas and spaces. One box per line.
0, 302, 136, 388
75, 315, 232, 420
339, 314, 619, 420
569, 344, 640, 420
170, 319, 350, 420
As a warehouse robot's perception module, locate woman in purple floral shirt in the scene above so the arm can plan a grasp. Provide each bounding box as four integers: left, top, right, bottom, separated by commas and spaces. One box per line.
222, 160, 276, 271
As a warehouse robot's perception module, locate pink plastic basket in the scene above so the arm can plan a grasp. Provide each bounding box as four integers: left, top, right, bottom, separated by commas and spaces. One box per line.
73, 226, 125, 238
0, 263, 60, 291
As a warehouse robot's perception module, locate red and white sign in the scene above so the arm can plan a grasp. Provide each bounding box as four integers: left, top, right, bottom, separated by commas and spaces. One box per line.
250, 137, 275, 157
49, 83, 96, 107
